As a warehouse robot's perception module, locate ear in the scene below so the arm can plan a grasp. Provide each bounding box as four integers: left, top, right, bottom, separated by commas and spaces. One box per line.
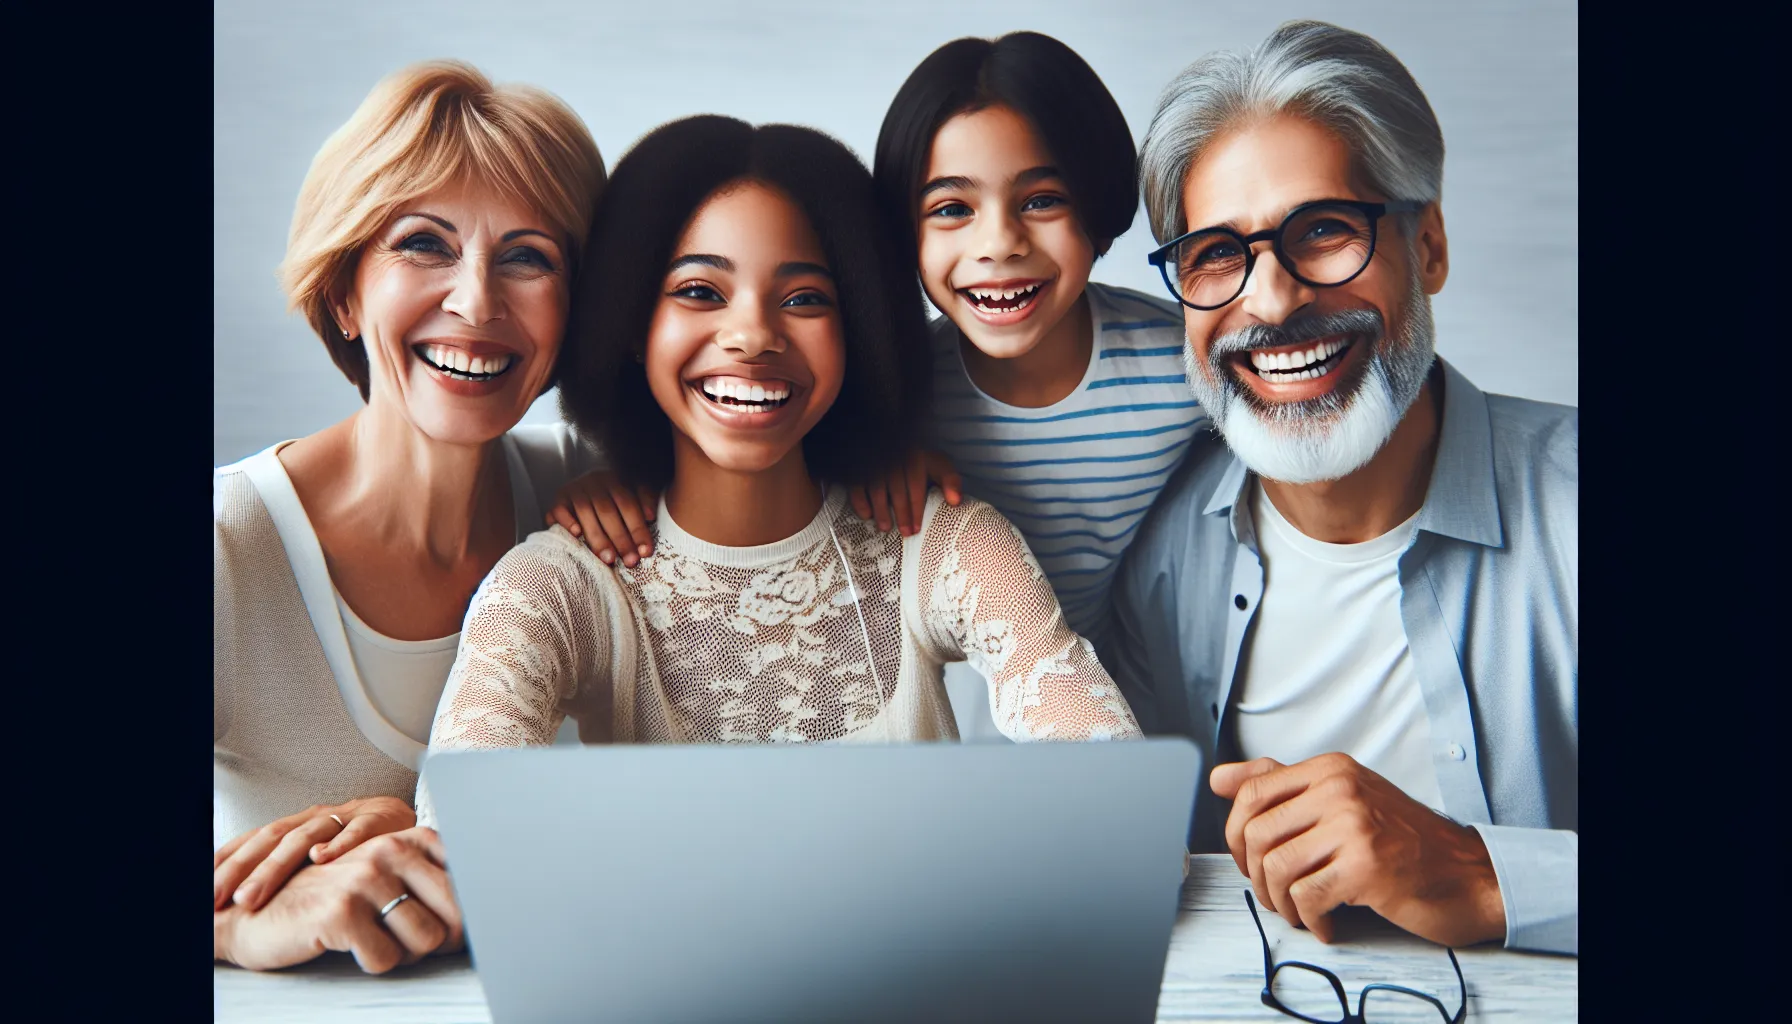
1412, 202, 1449, 296
328, 286, 359, 340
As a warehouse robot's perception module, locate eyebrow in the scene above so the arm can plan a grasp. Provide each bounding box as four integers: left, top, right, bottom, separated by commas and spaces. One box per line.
919, 175, 975, 199
918, 165, 1064, 200
668, 253, 733, 273
501, 228, 557, 245
777, 261, 833, 279
1012, 165, 1063, 188
666, 254, 833, 279
394, 214, 557, 246
398, 212, 458, 233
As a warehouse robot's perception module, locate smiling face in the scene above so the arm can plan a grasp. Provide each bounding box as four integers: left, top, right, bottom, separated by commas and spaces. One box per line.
644, 180, 844, 479
335, 178, 569, 446
915, 104, 1095, 361
1176, 114, 1449, 483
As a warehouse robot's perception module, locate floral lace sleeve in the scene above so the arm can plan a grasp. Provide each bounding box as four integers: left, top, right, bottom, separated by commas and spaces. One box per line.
918, 498, 1143, 741
414, 527, 629, 827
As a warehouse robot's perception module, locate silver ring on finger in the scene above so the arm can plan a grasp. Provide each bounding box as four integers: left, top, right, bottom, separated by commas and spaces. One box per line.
377, 892, 412, 920
328, 813, 346, 831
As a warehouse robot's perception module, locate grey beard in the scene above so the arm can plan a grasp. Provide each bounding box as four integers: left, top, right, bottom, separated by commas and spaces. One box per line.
1181, 275, 1436, 485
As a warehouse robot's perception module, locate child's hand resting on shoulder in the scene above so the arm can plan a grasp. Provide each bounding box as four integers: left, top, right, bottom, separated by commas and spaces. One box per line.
546, 471, 660, 567
846, 449, 964, 537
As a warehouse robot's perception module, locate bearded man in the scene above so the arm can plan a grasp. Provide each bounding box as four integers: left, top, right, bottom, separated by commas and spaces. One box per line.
1108, 21, 1577, 956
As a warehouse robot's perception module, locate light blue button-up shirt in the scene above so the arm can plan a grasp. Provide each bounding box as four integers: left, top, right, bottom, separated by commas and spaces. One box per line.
1104, 359, 1578, 955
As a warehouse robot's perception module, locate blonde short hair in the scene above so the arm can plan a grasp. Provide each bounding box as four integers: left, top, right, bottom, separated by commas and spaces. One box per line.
278, 60, 606, 398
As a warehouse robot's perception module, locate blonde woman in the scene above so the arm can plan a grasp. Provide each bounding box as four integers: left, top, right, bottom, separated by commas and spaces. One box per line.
212, 60, 606, 973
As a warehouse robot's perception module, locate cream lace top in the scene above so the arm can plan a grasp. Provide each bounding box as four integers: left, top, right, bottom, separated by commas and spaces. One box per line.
416, 489, 1142, 825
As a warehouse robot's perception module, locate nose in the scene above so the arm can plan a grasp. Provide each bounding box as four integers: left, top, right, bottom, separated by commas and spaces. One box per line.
970, 206, 1029, 264
1238, 244, 1315, 325
441, 256, 505, 327
714, 294, 784, 359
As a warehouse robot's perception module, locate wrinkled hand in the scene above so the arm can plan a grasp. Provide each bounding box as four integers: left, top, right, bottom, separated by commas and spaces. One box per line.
547, 471, 658, 567
847, 449, 963, 537
214, 827, 464, 974
1211, 754, 1505, 947
214, 797, 416, 911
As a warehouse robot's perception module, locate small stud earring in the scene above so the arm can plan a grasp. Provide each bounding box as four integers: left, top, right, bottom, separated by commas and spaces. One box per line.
342, 328, 352, 339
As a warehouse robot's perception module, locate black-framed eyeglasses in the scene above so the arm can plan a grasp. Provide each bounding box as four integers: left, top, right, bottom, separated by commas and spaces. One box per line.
1246, 891, 1466, 1024
1147, 199, 1423, 311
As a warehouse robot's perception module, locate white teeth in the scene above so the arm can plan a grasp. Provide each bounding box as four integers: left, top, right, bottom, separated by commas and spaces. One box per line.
422, 346, 513, 377
967, 284, 1039, 304
1251, 338, 1352, 377
700, 379, 793, 406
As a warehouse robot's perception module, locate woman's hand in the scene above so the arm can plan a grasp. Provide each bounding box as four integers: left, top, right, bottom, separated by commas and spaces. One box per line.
546, 471, 659, 567
847, 449, 963, 536
213, 797, 416, 911
214, 826, 464, 974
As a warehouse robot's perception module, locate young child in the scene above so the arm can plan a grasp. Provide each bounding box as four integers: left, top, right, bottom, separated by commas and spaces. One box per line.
862, 31, 1208, 654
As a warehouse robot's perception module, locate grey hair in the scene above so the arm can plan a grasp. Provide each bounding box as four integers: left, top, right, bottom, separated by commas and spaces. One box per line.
1139, 20, 1444, 243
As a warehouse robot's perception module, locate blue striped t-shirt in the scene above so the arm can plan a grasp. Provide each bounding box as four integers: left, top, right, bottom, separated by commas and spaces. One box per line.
926, 281, 1210, 646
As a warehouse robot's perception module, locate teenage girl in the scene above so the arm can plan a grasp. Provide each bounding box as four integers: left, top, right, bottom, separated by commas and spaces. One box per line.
408, 116, 1139, 816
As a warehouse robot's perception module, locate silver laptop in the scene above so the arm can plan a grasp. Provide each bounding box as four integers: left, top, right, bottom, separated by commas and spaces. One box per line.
425, 739, 1200, 1023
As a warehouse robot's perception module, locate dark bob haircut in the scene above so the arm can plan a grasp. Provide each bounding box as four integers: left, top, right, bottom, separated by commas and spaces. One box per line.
558, 116, 932, 491
873, 32, 1138, 266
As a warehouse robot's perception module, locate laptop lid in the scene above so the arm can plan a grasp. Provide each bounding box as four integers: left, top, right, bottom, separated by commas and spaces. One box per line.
426, 739, 1200, 1023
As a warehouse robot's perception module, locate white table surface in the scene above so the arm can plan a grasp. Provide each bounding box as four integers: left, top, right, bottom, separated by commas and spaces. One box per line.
214, 854, 1577, 1022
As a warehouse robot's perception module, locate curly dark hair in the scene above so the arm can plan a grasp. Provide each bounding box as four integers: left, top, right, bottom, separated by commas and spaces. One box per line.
558, 115, 932, 490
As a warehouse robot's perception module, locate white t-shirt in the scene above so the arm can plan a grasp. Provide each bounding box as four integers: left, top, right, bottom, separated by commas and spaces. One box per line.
335, 590, 462, 745
1230, 482, 1446, 812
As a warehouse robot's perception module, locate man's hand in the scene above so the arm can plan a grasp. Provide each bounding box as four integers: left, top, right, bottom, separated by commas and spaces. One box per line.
847, 449, 963, 537
546, 471, 658, 567
1211, 754, 1505, 947
214, 827, 465, 975
213, 797, 416, 911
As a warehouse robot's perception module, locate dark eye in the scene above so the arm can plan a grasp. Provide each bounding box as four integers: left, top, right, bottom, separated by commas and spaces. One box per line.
1193, 241, 1242, 267
1021, 194, 1065, 212
670, 283, 724, 303
929, 202, 973, 220
782, 290, 834, 309
500, 245, 555, 271
1298, 218, 1353, 241
396, 233, 452, 258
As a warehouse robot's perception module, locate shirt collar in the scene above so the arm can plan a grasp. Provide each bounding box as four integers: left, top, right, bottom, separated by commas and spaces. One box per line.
1198, 357, 1504, 549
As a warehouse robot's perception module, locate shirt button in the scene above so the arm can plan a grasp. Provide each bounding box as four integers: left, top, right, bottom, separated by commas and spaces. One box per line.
1209, 702, 1219, 720
1234, 594, 1248, 610
1446, 742, 1466, 761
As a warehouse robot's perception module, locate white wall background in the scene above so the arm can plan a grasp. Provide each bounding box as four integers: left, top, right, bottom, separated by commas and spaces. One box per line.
214, 0, 1577, 467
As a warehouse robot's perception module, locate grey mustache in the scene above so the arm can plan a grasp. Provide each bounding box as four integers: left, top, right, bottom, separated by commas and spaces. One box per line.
1209, 308, 1384, 357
